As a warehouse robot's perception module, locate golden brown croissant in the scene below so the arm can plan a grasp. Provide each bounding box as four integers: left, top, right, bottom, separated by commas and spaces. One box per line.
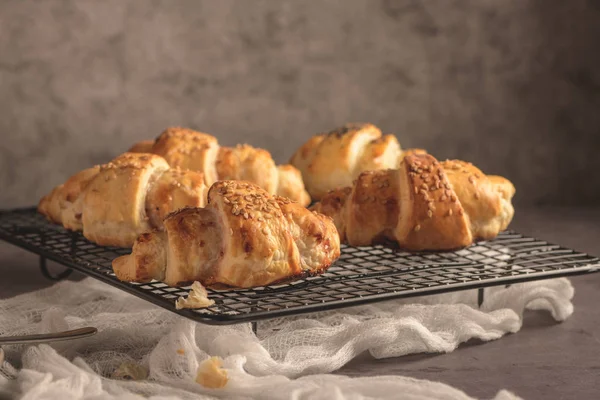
38, 153, 209, 247
311, 153, 515, 251
290, 123, 430, 200
129, 127, 311, 206
112, 180, 340, 288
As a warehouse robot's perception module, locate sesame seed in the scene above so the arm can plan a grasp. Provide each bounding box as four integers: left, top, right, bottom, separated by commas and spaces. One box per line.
414, 187, 419, 194
427, 210, 433, 218
448, 209, 453, 216
414, 224, 421, 232
474, 192, 480, 199
440, 195, 447, 201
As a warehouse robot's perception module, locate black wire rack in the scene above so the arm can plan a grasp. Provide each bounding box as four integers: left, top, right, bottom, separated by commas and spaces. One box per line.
1, 207, 599, 327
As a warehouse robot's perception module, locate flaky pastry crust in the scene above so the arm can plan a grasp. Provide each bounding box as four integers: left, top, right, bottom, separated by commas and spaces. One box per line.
38, 152, 208, 247
112, 181, 340, 288
290, 123, 402, 200
129, 127, 311, 206
312, 153, 515, 251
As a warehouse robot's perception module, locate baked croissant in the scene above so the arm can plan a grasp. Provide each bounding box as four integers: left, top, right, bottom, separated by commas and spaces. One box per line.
311, 153, 515, 251
129, 127, 311, 206
289, 123, 400, 201
112, 180, 341, 288
38, 152, 209, 247
290, 123, 430, 201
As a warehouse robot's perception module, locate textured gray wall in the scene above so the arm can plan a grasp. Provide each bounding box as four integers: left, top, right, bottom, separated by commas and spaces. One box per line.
1, 0, 599, 208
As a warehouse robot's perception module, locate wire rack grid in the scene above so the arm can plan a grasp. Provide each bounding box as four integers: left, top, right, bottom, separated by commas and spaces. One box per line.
0, 207, 598, 326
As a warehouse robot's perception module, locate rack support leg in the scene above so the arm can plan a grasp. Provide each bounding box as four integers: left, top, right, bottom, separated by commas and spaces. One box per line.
477, 288, 484, 308
252, 321, 258, 335
39, 256, 73, 281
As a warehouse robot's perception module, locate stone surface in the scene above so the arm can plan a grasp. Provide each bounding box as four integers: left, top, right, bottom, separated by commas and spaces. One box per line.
1, 207, 599, 399
1, 0, 600, 208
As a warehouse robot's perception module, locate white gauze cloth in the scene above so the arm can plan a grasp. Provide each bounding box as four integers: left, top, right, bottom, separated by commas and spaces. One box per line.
0, 276, 575, 400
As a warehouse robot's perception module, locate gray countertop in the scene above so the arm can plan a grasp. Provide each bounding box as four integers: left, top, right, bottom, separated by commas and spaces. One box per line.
1, 207, 600, 399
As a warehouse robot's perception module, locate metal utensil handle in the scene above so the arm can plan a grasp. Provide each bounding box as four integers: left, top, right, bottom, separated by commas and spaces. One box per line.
0, 327, 97, 345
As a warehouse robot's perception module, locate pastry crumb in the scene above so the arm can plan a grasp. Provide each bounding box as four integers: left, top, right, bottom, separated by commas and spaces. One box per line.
195, 356, 228, 388
176, 281, 215, 310
176, 348, 185, 355
111, 361, 149, 381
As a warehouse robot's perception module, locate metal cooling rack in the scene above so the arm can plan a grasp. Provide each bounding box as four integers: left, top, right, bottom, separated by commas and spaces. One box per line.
1, 207, 599, 327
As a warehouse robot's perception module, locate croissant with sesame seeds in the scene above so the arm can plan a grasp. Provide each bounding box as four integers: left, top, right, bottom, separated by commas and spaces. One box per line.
289, 123, 427, 201
128, 127, 311, 206
311, 153, 515, 251
111, 180, 340, 288
38, 152, 209, 247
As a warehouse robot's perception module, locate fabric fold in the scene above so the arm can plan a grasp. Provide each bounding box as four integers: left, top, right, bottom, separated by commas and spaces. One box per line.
0, 277, 573, 399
